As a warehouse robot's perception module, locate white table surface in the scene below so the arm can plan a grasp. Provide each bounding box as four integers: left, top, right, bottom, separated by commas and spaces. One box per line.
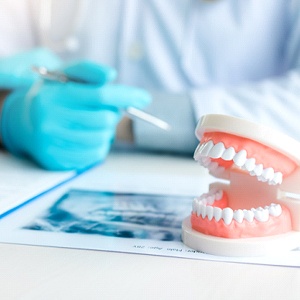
1, 151, 300, 300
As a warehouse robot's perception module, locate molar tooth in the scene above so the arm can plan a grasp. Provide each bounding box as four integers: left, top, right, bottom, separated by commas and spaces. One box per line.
233, 209, 244, 223
209, 142, 225, 159
233, 150, 247, 167
200, 140, 214, 157
254, 207, 269, 222
222, 207, 233, 225
268, 203, 282, 217
213, 207, 222, 222
244, 158, 256, 172
270, 172, 283, 185
206, 206, 214, 221
206, 195, 215, 205
215, 190, 223, 201
243, 209, 254, 222
221, 146, 236, 161
262, 167, 275, 182
250, 164, 263, 177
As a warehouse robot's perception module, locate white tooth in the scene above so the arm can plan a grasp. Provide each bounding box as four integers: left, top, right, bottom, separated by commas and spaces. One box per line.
243, 209, 254, 222
250, 164, 263, 176
200, 157, 211, 167
221, 146, 236, 161
244, 158, 256, 172
258, 175, 268, 182
206, 206, 214, 221
200, 140, 214, 157
194, 143, 204, 160
208, 161, 219, 171
268, 203, 282, 217
194, 143, 205, 160
233, 150, 247, 167
196, 203, 202, 217
212, 166, 225, 176
192, 198, 198, 212
233, 209, 244, 223
222, 207, 233, 225
209, 142, 225, 159
215, 190, 223, 201
270, 172, 283, 185
206, 195, 215, 205
201, 205, 207, 219
262, 167, 275, 182
213, 207, 223, 222
254, 207, 269, 222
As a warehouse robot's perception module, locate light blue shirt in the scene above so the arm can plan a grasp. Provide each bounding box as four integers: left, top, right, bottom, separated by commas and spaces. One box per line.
1, 0, 300, 154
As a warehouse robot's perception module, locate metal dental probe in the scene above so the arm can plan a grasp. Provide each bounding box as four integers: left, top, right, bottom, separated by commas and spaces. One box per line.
32, 66, 171, 131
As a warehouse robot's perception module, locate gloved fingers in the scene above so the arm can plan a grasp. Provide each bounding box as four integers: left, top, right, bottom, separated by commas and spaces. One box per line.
45, 106, 121, 130
36, 143, 111, 171
47, 127, 116, 148
0, 48, 61, 89
45, 83, 152, 110
62, 60, 117, 86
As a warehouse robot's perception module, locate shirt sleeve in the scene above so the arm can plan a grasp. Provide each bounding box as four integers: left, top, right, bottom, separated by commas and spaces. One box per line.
133, 91, 199, 155
135, 1, 300, 150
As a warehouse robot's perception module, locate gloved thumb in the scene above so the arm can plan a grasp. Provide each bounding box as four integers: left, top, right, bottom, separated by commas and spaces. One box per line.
62, 61, 117, 86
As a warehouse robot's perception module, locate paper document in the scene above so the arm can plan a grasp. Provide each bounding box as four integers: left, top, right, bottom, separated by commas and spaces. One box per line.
0, 151, 76, 217
1, 151, 300, 268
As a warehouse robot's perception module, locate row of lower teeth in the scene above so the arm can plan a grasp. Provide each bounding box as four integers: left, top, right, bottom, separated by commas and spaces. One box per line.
192, 198, 282, 225
194, 141, 283, 185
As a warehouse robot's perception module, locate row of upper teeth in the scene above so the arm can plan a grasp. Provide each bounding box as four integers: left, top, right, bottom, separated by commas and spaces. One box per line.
194, 140, 283, 185
192, 194, 282, 225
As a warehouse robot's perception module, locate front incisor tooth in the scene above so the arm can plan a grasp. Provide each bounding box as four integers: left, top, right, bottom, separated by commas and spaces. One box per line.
201, 205, 207, 219
222, 207, 233, 225
200, 140, 214, 157
233, 150, 247, 167
206, 206, 214, 220
194, 143, 204, 160
209, 142, 225, 159
233, 209, 244, 223
213, 207, 222, 222
221, 146, 236, 161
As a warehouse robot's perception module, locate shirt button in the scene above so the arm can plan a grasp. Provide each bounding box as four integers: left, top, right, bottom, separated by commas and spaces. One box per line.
128, 41, 144, 61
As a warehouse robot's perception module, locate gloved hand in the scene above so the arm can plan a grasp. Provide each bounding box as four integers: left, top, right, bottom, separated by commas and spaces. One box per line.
0, 50, 151, 171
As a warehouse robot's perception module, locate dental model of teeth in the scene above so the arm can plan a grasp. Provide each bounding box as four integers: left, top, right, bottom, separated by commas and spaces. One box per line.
194, 140, 283, 185
182, 114, 300, 257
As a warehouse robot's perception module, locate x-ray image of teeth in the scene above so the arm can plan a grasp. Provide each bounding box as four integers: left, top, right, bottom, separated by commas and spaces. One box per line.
23, 190, 193, 241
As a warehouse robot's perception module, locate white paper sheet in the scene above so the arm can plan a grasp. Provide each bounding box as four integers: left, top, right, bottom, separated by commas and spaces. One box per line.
1, 151, 300, 267
0, 151, 76, 217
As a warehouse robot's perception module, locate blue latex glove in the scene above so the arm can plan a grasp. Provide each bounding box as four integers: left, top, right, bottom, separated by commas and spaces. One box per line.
0, 51, 151, 171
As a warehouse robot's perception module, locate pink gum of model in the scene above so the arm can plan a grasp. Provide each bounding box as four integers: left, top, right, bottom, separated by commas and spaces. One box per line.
182, 114, 300, 257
